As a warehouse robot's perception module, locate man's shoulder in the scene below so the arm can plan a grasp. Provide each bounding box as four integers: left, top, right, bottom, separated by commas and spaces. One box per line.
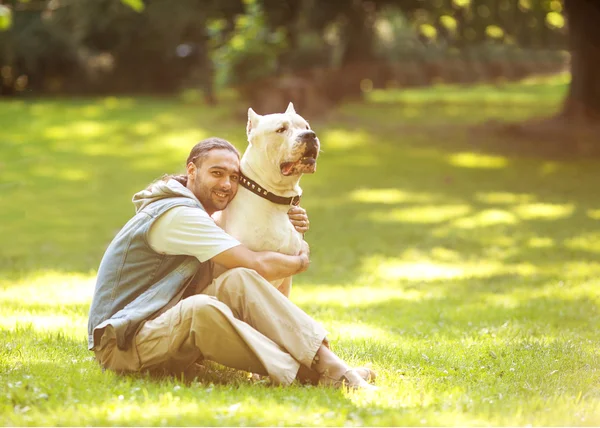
163, 204, 214, 226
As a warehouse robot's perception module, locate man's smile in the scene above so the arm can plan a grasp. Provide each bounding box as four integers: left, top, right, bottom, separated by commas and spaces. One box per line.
213, 190, 230, 199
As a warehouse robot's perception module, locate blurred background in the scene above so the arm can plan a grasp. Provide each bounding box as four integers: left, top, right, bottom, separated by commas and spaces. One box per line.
2, 0, 599, 275
0, 0, 587, 118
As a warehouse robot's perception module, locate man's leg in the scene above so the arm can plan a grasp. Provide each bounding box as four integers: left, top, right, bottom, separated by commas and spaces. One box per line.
201, 268, 376, 389
133, 294, 301, 385
202, 268, 328, 369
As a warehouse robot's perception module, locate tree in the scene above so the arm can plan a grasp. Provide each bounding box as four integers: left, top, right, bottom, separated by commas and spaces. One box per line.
500, 0, 600, 149
561, 0, 600, 122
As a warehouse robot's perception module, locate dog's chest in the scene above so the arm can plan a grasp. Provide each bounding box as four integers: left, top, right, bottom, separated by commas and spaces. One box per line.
221, 187, 302, 255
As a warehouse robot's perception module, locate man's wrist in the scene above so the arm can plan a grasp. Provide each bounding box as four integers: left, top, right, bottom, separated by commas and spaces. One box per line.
297, 253, 309, 273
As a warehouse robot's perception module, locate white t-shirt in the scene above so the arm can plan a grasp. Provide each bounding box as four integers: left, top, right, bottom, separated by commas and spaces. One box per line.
148, 206, 241, 262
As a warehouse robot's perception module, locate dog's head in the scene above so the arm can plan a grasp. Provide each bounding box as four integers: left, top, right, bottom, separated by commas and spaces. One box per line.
246, 103, 320, 180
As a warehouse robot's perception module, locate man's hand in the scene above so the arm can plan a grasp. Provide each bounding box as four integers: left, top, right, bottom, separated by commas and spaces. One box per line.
213, 241, 310, 282
288, 206, 310, 234
297, 240, 310, 274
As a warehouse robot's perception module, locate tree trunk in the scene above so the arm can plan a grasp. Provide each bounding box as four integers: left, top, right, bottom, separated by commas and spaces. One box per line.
340, 1, 376, 66
561, 0, 600, 122
0, 0, 16, 96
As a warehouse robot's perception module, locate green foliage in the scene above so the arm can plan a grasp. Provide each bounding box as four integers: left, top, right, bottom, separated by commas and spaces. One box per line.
1, 80, 600, 425
212, 0, 287, 87
0, 6, 81, 94
120, 0, 145, 12
0, 0, 569, 96
0, 0, 245, 94
0, 5, 12, 31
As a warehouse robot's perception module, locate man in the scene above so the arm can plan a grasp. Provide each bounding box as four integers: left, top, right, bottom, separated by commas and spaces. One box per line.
88, 137, 375, 389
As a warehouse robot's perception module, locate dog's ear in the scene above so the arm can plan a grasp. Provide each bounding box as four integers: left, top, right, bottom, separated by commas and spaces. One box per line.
285, 102, 296, 115
247, 108, 262, 137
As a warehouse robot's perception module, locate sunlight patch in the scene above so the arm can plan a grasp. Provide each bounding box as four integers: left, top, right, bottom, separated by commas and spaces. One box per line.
163, 129, 208, 150
365, 258, 539, 282
448, 152, 508, 169
333, 323, 392, 341
81, 105, 102, 118
72, 121, 105, 137
481, 293, 520, 309
475, 192, 535, 205
133, 121, 159, 136
0, 271, 95, 305
58, 168, 89, 182
0, 271, 95, 337
349, 188, 434, 204
321, 129, 369, 150
564, 261, 600, 276
507, 278, 600, 303
513, 203, 574, 220
294, 286, 424, 306
430, 246, 462, 262
44, 126, 69, 140
103, 97, 135, 109
540, 161, 561, 176
527, 237, 555, 248
366, 204, 471, 224
451, 209, 518, 228
0, 316, 88, 337
586, 209, 600, 220
373, 259, 502, 281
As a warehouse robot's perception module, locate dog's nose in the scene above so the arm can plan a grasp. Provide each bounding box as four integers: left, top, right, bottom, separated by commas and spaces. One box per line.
305, 139, 319, 152
299, 130, 317, 141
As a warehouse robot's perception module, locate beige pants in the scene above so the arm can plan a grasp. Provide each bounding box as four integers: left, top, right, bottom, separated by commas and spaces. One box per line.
95, 268, 328, 385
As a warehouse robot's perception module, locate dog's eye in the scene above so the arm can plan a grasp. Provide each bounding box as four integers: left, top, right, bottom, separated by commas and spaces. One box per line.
305, 125, 310, 130
276, 126, 287, 133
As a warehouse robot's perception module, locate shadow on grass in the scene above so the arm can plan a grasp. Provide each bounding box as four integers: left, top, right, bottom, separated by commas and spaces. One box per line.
314, 292, 599, 334
1, 97, 599, 310
298, 132, 600, 287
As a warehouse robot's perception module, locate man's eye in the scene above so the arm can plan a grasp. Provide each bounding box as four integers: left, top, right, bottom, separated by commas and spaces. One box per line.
231, 175, 239, 182
276, 126, 287, 133
213, 171, 222, 177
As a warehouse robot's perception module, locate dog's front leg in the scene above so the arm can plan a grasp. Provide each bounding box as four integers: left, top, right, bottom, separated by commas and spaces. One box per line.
277, 276, 292, 298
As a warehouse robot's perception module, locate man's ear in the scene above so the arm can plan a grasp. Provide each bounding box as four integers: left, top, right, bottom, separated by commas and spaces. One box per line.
186, 162, 196, 179
285, 102, 296, 115
247, 108, 262, 137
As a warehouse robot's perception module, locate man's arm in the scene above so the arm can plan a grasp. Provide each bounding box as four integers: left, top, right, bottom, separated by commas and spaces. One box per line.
211, 241, 310, 282
149, 206, 310, 282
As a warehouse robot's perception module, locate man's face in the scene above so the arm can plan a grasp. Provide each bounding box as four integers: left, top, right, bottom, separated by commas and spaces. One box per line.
187, 149, 240, 215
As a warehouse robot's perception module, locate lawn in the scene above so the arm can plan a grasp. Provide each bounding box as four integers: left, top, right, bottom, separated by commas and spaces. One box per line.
1, 76, 599, 426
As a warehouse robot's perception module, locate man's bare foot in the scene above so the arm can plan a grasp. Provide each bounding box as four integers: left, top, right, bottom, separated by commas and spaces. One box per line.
310, 344, 377, 389
319, 368, 378, 390
354, 366, 377, 382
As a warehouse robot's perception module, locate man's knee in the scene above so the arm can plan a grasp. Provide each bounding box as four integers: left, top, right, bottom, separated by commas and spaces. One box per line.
183, 294, 229, 321
219, 267, 273, 294
222, 267, 262, 281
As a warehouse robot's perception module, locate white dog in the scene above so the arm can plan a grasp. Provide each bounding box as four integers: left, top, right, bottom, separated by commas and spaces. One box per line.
217, 102, 320, 297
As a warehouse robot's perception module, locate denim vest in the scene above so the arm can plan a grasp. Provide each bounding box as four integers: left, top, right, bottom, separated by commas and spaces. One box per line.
87, 196, 207, 351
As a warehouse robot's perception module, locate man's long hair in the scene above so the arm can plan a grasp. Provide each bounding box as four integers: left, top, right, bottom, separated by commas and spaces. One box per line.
163, 137, 241, 187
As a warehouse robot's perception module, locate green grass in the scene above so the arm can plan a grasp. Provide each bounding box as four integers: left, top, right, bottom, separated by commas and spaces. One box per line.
1, 77, 599, 426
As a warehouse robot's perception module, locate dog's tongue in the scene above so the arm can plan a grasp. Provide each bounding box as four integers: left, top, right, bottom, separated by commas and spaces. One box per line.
281, 162, 296, 176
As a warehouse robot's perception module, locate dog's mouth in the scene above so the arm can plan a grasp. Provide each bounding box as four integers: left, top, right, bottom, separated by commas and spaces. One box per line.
280, 147, 319, 176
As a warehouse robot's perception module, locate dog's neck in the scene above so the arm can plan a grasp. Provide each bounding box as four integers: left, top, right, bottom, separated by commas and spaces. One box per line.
240, 147, 302, 197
